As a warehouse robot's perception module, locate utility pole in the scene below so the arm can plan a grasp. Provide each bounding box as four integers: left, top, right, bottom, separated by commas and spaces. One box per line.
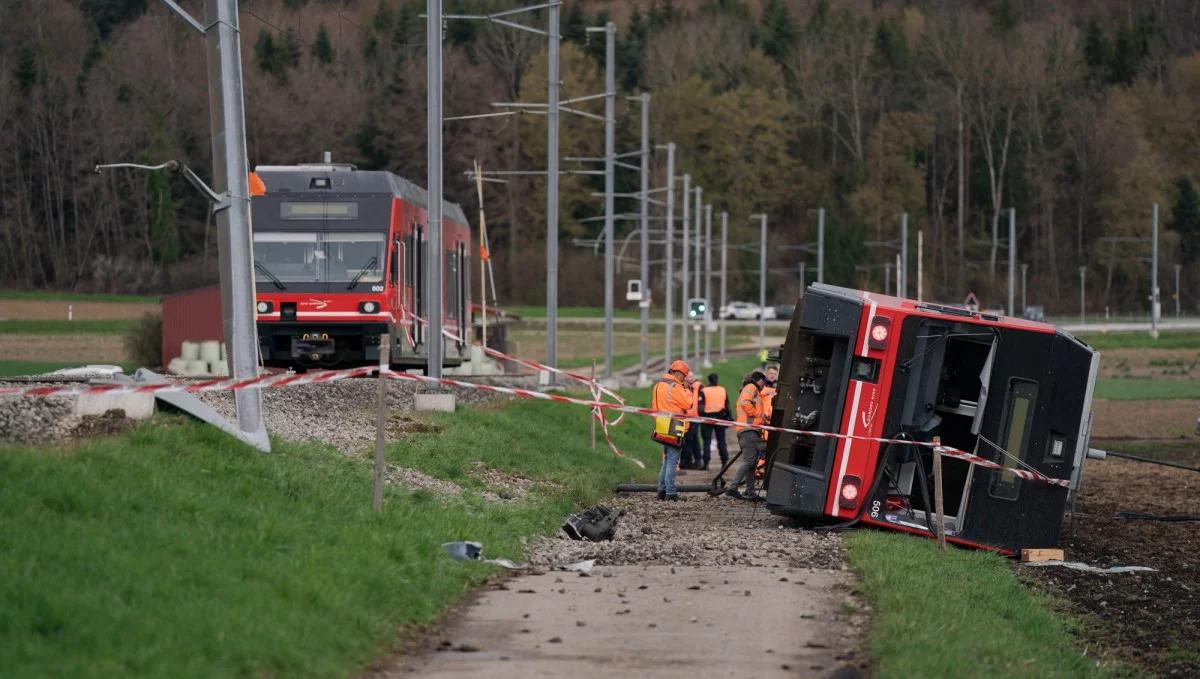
158, 0, 268, 451
900, 212, 908, 298
693, 186, 702, 361
1021, 263, 1028, 314
680, 173, 690, 363
1151, 202, 1160, 339
593, 22, 615, 380
1007, 207, 1016, 317
636, 91, 649, 384
917, 230, 924, 302
719, 210, 728, 361
1175, 264, 1182, 318
757, 213, 767, 354
884, 262, 892, 296
662, 143, 675, 364
817, 207, 826, 284
427, 0, 445, 378
799, 261, 806, 297
545, 2, 561, 378
703, 203, 713, 368
1079, 266, 1087, 324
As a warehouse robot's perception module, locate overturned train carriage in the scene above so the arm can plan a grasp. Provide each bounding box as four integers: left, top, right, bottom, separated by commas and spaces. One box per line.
763, 283, 1099, 554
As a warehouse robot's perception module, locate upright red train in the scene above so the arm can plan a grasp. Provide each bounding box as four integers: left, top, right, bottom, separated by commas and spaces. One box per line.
249, 162, 471, 370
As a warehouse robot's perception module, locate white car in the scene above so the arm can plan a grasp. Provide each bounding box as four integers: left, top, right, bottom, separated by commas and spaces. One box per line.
720, 302, 776, 320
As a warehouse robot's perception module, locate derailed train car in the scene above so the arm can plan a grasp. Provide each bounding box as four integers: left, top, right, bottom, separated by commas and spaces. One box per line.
763, 283, 1100, 554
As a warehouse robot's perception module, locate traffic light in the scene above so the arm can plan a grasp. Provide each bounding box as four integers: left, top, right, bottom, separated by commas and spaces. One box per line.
688, 297, 708, 319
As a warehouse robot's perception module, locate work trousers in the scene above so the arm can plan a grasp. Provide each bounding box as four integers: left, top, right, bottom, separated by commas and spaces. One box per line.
657, 444, 682, 496
728, 430, 765, 497
700, 423, 729, 467
680, 424, 701, 468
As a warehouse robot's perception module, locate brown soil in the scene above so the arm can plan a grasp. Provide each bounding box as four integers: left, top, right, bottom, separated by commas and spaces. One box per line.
70, 409, 136, 438
387, 415, 444, 437
1022, 457, 1200, 676
0, 334, 128, 363
0, 299, 157, 321
1092, 399, 1199, 439
1100, 348, 1200, 380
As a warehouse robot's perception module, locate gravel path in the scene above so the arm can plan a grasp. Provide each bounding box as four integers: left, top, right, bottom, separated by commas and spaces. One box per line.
374, 478, 866, 678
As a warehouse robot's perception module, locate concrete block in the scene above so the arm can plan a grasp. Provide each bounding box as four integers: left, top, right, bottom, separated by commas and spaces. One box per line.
74, 392, 155, 419
415, 393, 456, 412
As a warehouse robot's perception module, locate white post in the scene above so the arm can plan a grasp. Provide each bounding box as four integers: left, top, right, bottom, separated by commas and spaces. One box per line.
680, 173, 690, 363
719, 210, 727, 361
545, 3, 560, 376
817, 207, 825, 283
426, 0, 444, 378
703, 203, 713, 368
1151, 202, 1160, 339
663, 144, 675, 364
758, 214, 767, 355
917, 229, 924, 302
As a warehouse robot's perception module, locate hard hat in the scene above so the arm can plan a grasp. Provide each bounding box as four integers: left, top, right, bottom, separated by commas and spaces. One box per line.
669, 360, 690, 374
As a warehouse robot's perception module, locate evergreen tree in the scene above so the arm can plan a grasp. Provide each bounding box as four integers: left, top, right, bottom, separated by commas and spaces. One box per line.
618, 8, 647, 90
1171, 177, 1200, 263
312, 23, 334, 64
563, 2, 587, 44
14, 46, 37, 94
373, 0, 395, 34
759, 0, 797, 62
254, 30, 280, 75
282, 29, 303, 69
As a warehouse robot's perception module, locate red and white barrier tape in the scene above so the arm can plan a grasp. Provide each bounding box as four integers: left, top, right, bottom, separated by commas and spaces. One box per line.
1, 360, 1069, 488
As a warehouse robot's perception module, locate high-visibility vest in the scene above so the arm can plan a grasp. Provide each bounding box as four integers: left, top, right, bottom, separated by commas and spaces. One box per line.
700, 386, 727, 414
736, 383, 763, 433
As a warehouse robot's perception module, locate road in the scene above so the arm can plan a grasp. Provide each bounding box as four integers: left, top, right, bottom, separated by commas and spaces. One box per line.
374, 474, 865, 679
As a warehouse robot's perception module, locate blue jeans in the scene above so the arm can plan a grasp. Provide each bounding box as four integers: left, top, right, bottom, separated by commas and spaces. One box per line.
658, 444, 682, 496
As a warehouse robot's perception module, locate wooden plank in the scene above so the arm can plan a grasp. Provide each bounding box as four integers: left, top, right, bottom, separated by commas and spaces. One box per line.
1020, 548, 1065, 562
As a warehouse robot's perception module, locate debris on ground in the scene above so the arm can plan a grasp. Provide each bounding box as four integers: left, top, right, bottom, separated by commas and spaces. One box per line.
1021, 561, 1156, 574
562, 505, 623, 542
70, 408, 135, 438
441, 541, 526, 569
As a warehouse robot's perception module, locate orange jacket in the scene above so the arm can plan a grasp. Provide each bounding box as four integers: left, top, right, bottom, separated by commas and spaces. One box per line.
700, 385, 728, 415
735, 383, 766, 433
652, 373, 694, 432
689, 381, 701, 416
760, 384, 777, 438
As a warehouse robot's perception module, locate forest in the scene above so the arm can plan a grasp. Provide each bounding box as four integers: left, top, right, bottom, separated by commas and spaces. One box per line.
3, 0, 1200, 313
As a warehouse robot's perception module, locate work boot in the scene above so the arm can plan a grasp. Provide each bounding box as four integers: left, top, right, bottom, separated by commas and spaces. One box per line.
666, 494, 680, 502
723, 489, 745, 500
657, 490, 666, 501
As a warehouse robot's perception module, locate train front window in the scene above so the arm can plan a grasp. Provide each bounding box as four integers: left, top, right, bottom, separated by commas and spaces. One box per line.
253, 232, 385, 284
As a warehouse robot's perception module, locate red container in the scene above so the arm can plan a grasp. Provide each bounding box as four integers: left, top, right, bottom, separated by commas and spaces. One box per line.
160, 285, 223, 368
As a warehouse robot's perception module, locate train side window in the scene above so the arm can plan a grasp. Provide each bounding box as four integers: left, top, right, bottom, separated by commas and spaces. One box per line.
390, 240, 400, 285
988, 379, 1038, 501
445, 248, 459, 319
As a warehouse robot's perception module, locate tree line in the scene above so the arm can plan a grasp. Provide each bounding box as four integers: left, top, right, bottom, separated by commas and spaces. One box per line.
3, 0, 1200, 314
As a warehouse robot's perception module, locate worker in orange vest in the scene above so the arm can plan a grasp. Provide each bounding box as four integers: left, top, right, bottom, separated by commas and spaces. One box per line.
755, 365, 779, 479
723, 370, 768, 500
651, 359, 695, 501
678, 372, 704, 469
699, 373, 730, 469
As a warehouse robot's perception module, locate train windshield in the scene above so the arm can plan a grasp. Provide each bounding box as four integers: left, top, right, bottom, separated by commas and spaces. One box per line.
253, 231, 385, 284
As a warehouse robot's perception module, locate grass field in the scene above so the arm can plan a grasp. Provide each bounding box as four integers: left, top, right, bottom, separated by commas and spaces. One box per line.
845, 531, 1103, 677
1078, 331, 1200, 350
1095, 378, 1200, 400
0, 290, 160, 304
0, 319, 135, 335
0, 352, 734, 677
0, 360, 137, 378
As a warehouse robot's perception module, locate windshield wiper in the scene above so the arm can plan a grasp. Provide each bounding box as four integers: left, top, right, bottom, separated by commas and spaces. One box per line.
346, 256, 379, 290
254, 261, 287, 290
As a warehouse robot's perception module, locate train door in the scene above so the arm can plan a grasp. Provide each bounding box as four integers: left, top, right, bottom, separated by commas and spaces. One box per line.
387, 204, 403, 328
458, 241, 469, 348
411, 223, 425, 346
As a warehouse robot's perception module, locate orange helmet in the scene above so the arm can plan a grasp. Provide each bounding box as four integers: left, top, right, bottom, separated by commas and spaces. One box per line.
669, 359, 690, 374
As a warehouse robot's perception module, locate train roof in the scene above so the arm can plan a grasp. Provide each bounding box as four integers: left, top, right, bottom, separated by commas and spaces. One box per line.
254, 164, 469, 226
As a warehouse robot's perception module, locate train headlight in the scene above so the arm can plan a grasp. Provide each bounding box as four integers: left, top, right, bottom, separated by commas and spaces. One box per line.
359, 301, 379, 314
839, 475, 862, 509
867, 316, 892, 350
256, 301, 273, 314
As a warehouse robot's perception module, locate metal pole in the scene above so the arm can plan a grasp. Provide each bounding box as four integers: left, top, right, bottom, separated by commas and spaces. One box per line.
719, 210, 727, 361
693, 186, 702, 360
373, 335, 390, 512
817, 207, 825, 283
900, 212, 908, 298
1007, 207, 1015, 317
545, 3, 560, 376
885, 262, 891, 296
601, 23, 615, 380
637, 91, 650, 384
1175, 264, 1182, 318
426, 0, 444, 378
680, 173, 690, 363
1021, 263, 1028, 314
1152, 202, 1159, 339
896, 253, 901, 295
1079, 266, 1086, 324
204, 0, 268, 451
799, 261, 806, 297
664, 144, 675, 365
917, 229, 924, 302
703, 203, 713, 368
758, 214, 767, 354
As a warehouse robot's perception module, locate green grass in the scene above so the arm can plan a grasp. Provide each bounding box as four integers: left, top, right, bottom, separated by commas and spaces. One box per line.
0, 367, 689, 678
0, 290, 159, 304
1095, 378, 1200, 400
505, 305, 645, 319
0, 319, 136, 335
0, 361, 137, 377
1076, 331, 1200, 350
845, 531, 1101, 678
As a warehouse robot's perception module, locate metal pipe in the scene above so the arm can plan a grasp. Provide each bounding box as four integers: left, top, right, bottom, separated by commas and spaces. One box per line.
664, 144, 675, 366
426, 0, 444, 378
1152, 202, 1159, 339
545, 3, 560, 376
817, 208, 825, 283
693, 186, 702, 361
900, 212, 908, 298
637, 91, 650, 384
681, 174, 690, 363
1021, 263, 1028, 314
758, 214, 767, 354
703, 203, 712, 368
1007, 207, 1015, 317
204, 0, 268, 451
